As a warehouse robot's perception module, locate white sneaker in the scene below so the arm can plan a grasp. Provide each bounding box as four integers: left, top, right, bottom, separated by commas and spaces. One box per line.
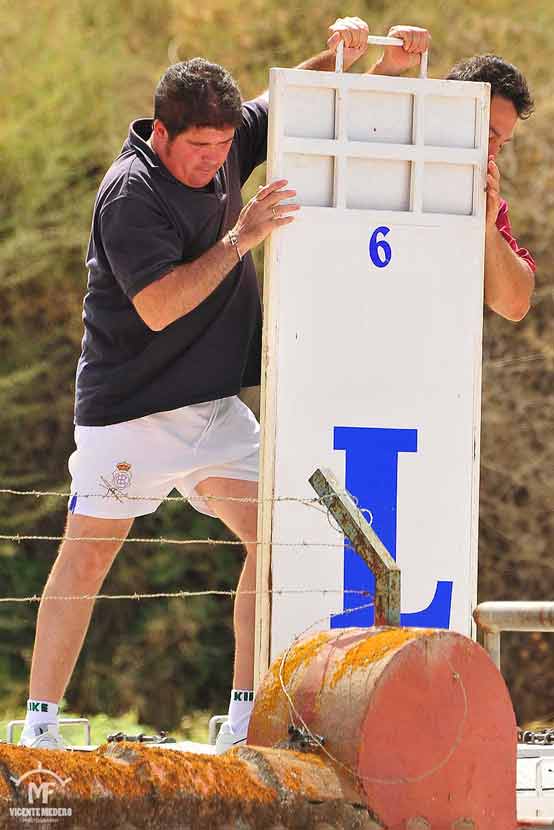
214, 720, 246, 754
18, 724, 69, 751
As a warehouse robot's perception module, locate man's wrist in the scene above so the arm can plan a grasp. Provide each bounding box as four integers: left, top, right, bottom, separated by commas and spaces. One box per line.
226, 228, 243, 263
296, 50, 336, 72
343, 55, 362, 72
485, 216, 500, 234
369, 57, 396, 76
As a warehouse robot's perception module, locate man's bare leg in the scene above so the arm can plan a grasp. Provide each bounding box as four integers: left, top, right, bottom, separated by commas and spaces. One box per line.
194, 477, 258, 689
29, 513, 133, 704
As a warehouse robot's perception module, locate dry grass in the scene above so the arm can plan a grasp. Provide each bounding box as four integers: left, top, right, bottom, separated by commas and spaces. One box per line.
0, 0, 552, 724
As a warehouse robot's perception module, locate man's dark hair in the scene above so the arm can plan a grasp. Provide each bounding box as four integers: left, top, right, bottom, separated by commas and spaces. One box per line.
154, 58, 242, 139
446, 55, 534, 119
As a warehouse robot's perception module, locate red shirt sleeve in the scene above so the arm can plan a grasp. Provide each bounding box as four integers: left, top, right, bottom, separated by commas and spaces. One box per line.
495, 199, 536, 272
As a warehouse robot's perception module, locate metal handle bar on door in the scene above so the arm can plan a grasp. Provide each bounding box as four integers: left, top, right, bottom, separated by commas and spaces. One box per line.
335, 35, 429, 78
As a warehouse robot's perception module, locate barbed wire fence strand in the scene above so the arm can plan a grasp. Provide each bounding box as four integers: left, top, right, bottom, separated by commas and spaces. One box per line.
0, 588, 370, 605
0, 485, 373, 565
0, 484, 371, 603
0, 533, 347, 548
0, 486, 373, 522
0, 481, 470, 791
0, 487, 330, 505
0, 478, 403, 782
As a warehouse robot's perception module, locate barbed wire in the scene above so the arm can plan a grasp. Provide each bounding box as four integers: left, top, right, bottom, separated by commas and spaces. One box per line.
0, 485, 372, 528
0, 533, 348, 548
0, 486, 367, 600
0, 478, 468, 788
0, 487, 330, 506
0, 373, 476, 781
0, 587, 371, 605
0, 480, 373, 550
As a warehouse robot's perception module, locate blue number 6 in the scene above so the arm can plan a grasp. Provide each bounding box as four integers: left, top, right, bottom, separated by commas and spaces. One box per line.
369, 226, 392, 268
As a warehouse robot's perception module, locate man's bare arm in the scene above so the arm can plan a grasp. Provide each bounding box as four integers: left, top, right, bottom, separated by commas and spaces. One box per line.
484, 158, 534, 321
133, 236, 243, 331
367, 26, 431, 76
256, 20, 373, 102
326, 18, 431, 76
296, 18, 431, 75
257, 20, 431, 101
256, 50, 351, 103
133, 180, 298, 331
484, 228, 534, 321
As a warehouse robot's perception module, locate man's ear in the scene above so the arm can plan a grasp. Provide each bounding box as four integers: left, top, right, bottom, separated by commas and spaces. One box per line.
152, 119, 169, 141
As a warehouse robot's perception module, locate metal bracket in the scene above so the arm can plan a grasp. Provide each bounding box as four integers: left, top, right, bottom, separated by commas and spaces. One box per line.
335, 35, 429, 78
309, 467, 401, 626
276, 725, 326, 753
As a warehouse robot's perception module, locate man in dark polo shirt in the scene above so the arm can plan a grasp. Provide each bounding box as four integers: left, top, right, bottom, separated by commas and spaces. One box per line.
20, 57, 294, 755
21, 31, 431, 754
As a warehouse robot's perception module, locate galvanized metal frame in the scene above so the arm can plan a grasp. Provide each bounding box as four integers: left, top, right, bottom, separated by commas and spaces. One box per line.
7, 717, 91, 746
473, 601, 554, 670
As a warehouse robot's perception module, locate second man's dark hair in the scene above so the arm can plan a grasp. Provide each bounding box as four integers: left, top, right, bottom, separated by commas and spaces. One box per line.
446, 55, 534, 119
154, 58, 243, 139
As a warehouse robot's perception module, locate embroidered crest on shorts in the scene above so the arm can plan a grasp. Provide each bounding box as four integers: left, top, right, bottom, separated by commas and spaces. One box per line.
100, 461, 133, 500
112, 461, 133, 492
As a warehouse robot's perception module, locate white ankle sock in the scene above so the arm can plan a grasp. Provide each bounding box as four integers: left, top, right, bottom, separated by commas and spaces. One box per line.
228, 689, 254, 738
25, 699, 59, 728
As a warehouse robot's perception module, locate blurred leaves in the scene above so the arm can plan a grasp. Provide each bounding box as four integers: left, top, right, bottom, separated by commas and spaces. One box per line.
0, 0, 552, 727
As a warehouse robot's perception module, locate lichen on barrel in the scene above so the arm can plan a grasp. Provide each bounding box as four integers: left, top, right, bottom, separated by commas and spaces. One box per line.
330, 628, 433, 688
254, 630, 334, 718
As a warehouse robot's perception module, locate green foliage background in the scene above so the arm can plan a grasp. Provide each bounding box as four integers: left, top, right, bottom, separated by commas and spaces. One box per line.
0, 0, 552, 733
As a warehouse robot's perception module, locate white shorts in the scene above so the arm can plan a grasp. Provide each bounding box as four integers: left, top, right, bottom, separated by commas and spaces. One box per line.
68, 396, 259, 519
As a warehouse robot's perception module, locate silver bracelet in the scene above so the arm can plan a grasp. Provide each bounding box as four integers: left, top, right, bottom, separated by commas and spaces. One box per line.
226, 228, 243, 263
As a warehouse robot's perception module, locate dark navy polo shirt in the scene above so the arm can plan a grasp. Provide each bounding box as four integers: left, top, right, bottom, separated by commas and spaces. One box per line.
74, 99, 267, 426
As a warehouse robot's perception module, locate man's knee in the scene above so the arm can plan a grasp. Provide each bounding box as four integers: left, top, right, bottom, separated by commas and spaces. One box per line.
233, 501, 258, 544
58, 541, 116, 584
56, 514, 132, 584
196, 477, 258, 545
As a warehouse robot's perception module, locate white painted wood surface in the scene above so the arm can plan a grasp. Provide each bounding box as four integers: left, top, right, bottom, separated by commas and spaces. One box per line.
255, 68, 490, 680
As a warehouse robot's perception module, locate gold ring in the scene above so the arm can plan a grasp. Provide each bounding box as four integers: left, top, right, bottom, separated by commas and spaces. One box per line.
272, 207, 278, 219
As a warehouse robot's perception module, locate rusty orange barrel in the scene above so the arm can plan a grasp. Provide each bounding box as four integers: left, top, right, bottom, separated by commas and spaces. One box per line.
249, 627, 517, 829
